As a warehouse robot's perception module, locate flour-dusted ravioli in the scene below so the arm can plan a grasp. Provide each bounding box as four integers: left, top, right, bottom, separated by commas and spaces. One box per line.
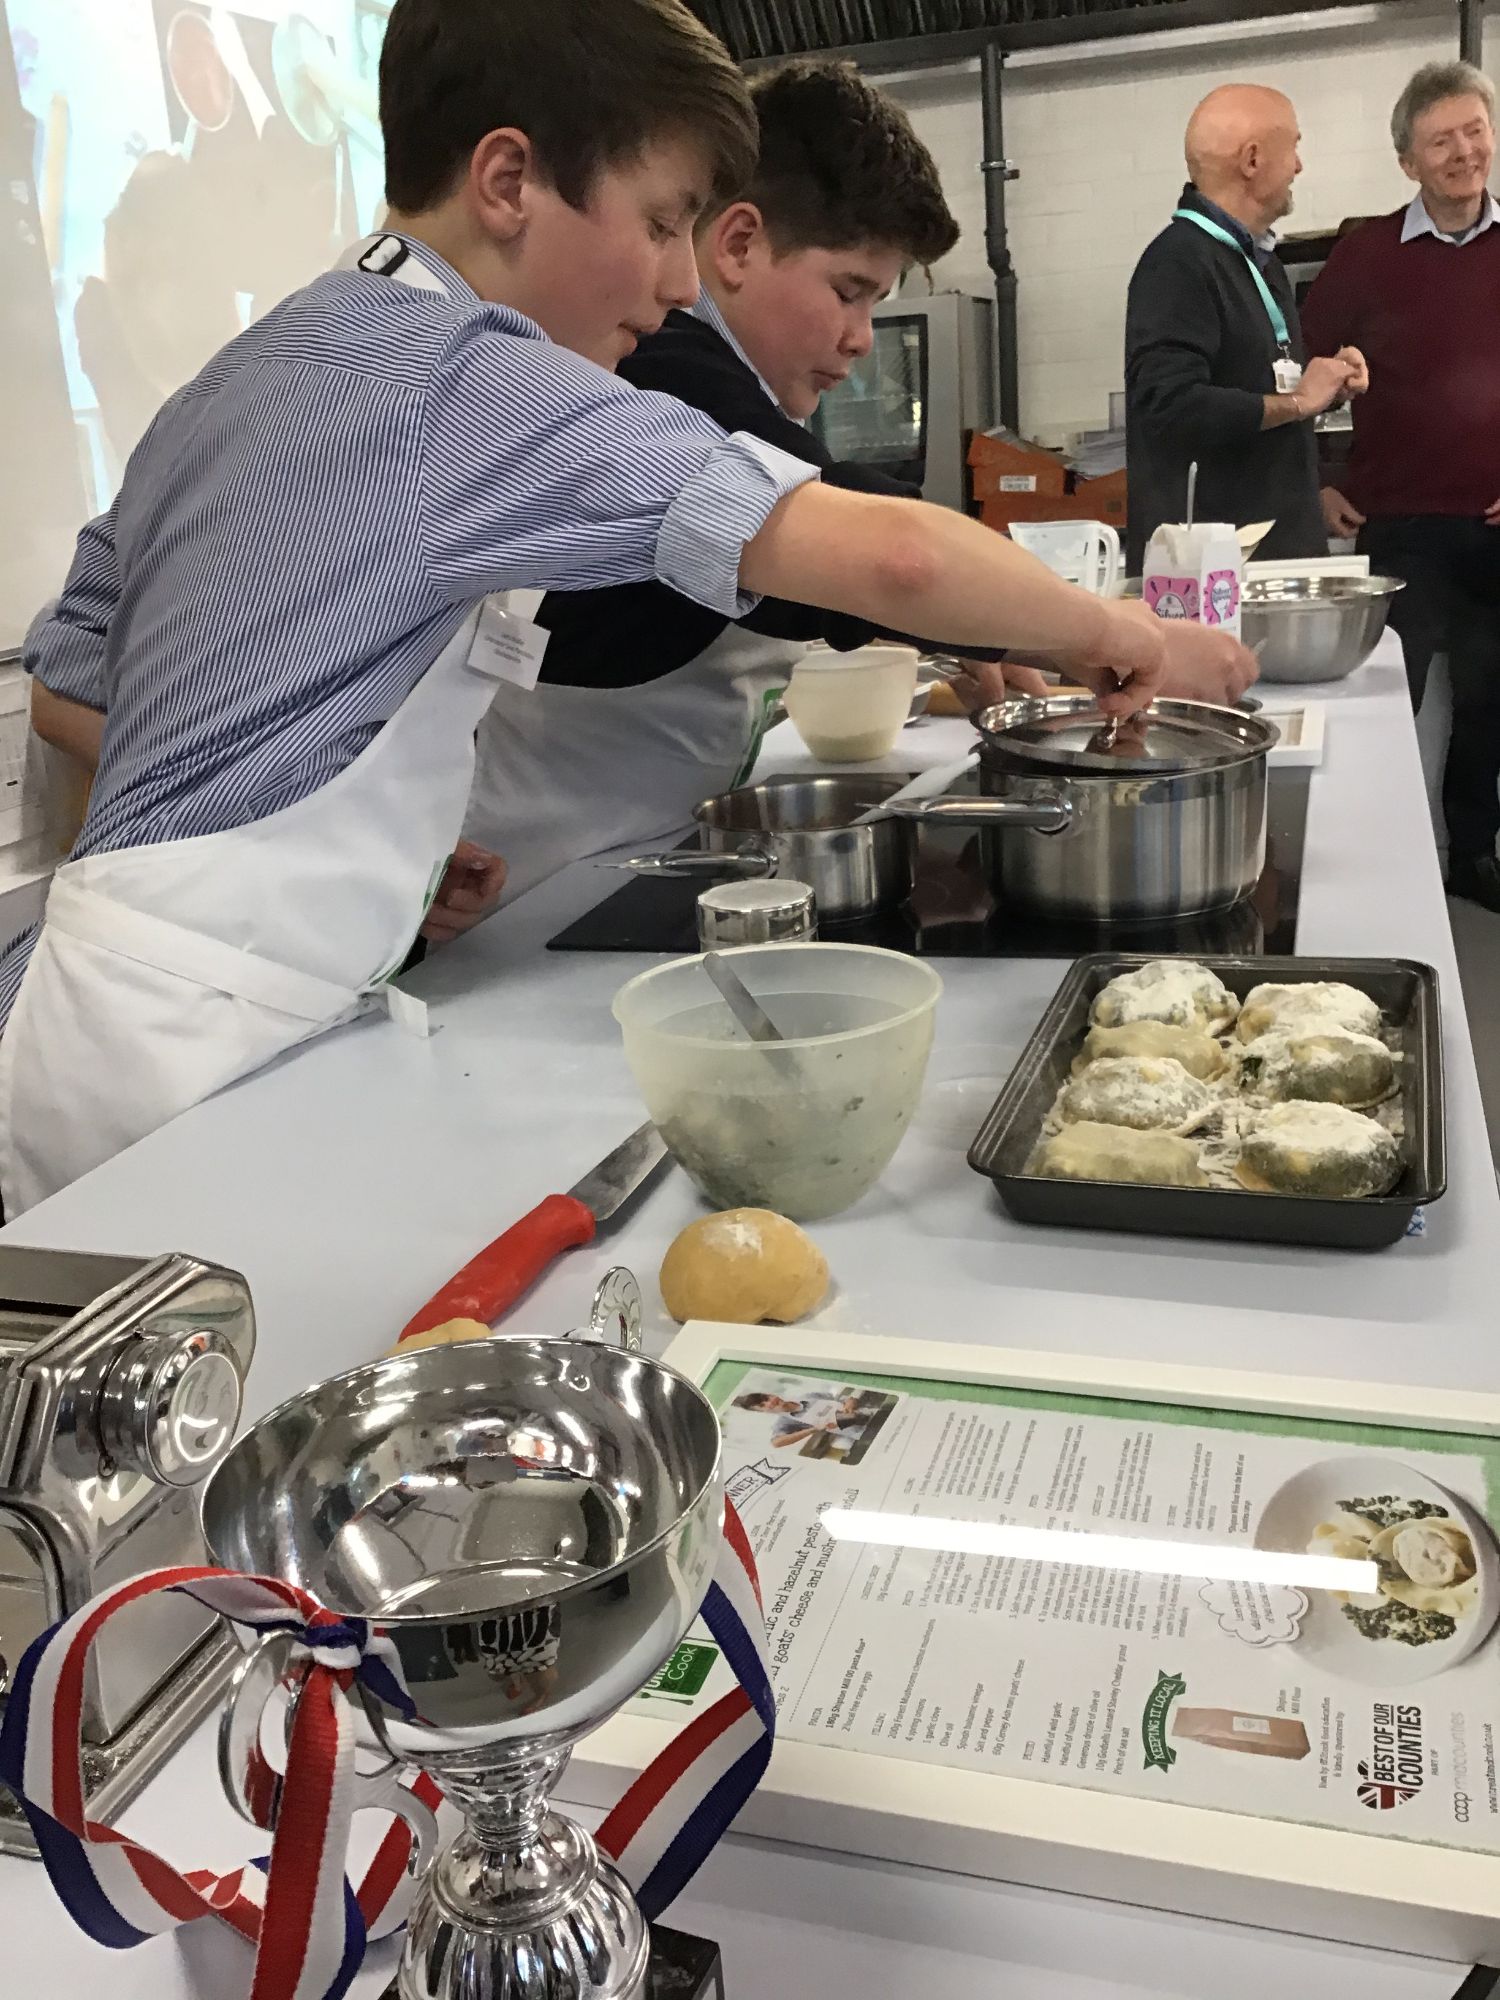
1090, 959, 1237, 1034
1239, 1029, 1395, 1110
1031, 1121, 1207, 1188
1059, 1055, 1215, 1134
1072, 1019, 1227, 1082
1235, 1102, 1402, 1198
1235, 981, 1381, 1044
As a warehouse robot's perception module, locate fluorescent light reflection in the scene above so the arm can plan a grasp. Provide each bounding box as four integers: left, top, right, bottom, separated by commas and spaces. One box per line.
819, 1507, 1378, 1595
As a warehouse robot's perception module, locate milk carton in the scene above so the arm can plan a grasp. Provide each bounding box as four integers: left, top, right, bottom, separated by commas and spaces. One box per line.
1142, 522, 1244, 637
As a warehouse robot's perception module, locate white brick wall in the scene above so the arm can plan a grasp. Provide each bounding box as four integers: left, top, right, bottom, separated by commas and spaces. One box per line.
885, 2, 1500, 439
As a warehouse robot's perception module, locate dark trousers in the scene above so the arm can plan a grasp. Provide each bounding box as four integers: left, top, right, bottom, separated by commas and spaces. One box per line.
1359, 515, 1500, 859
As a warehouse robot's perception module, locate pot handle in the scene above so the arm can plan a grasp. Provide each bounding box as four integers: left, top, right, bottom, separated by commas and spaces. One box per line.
603, 845, 778, 879
885, 794, 1073, 836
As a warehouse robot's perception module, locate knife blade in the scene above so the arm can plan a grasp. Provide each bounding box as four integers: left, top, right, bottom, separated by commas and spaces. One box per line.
399, 1120, 669, 1341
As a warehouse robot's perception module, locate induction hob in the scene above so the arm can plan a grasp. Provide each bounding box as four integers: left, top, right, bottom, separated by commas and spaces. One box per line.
547, 764, 1311, 960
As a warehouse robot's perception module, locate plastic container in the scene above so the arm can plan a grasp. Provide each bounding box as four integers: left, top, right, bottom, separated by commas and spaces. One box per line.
612, 943, 942, 1221
783, 645, 920, 763
1143, 522, 1244, 636
1008, 518, 1120, 596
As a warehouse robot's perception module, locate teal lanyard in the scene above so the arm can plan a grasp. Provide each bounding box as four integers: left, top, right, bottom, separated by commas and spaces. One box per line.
1173, 208, 1291, 352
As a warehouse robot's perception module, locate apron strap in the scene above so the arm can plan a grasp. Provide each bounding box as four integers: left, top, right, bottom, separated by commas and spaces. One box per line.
44, 875, 367, 1026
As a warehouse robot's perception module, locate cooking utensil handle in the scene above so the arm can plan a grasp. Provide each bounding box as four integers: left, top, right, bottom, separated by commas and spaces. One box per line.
399, 1194, 598, 1339
605, 851, 775, 879
703, 950, 787, 1043
888, 796, 1073, 835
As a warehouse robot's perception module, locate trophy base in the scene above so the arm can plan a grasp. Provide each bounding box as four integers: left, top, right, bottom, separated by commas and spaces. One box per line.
399, 1812, 651, 2000
647, 1925, 725, 2000
385, 1923, 723, 2000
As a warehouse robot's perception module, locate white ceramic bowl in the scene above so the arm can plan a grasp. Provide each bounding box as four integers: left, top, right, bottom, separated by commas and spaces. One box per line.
612, 943, 942, 1221
784, 644, 921, 763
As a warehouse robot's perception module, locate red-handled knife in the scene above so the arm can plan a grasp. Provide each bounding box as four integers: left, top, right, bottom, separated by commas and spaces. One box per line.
399, 1120, 669, 1340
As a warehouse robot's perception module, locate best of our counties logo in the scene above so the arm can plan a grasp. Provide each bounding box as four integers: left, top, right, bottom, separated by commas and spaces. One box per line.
1356, 1702, 1425, 1812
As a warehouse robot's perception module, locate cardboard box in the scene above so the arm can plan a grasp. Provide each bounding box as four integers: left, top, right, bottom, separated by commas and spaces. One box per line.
967, 429, 1068, 501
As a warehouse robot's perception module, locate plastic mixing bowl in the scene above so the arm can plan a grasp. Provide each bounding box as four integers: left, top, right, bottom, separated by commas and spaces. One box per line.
612, 943, 942, 1222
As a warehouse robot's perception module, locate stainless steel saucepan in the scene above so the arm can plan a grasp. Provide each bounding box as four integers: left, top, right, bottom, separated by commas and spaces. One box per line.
970, 696, 1279, 921
614, 773, 1070, 920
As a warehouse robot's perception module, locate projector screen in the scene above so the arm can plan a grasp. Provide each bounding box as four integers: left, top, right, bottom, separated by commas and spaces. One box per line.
0, 0, 393, 646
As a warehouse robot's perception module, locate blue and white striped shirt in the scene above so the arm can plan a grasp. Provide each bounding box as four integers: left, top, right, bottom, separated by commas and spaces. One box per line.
6, 238, 815, 1024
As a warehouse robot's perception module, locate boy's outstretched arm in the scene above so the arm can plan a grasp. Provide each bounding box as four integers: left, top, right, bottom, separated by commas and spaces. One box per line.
741, 483, 1253, 718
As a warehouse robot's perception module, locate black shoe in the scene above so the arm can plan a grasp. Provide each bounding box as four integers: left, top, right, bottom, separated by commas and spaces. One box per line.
1448, 852, 1500, 913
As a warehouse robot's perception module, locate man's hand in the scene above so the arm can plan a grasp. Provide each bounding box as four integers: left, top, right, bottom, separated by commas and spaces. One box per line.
1296, 353, 1357, 418
941, 657, 1054, 713
1485, 496, 1500, 528
421, 840, 508, 944
1156, 621, 1261, 705
1047, 600, 1166, 716
999, 659, 1054, 700
1335, 345, 1370, 395
1321, 486, 1366, 539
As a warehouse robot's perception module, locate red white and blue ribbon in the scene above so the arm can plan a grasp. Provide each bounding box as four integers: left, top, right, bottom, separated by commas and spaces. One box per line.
0, 1503, 771, 2000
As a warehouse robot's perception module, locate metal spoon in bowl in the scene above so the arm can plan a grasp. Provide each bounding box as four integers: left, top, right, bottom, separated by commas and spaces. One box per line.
702, 951, 787, 1044
701, 952, 804, 1084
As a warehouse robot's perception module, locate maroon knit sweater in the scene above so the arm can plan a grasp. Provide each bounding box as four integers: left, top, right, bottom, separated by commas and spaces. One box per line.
1300, 204, 1500, 519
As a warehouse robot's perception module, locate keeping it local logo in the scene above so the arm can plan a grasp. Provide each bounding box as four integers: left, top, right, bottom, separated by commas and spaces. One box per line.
1142, 1669, 1187, 1771
1356, 1702, 1425, 1812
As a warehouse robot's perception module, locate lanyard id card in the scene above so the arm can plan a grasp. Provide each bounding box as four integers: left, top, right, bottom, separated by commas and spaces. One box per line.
1174, 208, 1297, 380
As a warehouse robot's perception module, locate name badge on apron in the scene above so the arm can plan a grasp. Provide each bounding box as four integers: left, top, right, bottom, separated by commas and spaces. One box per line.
469, 598, 551, 691
1273, 357, 1304, 395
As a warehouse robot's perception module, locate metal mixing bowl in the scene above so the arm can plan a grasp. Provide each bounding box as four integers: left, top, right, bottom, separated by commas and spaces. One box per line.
1241, 574, 1404, 684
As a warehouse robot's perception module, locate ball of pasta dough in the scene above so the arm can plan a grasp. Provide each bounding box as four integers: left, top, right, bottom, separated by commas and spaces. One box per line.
661, 1209, 828, 1325
1235, 1102, 1401, 1198
1236, 981, 1380, 1044
1073, 1019, 1227, 1082
389, 1317, 492, 1356
1240, 1029, 1395, 1109
1090, 960, 1237, 1034
1031, 1121, 1207, 1188
1059, 1054, 1214, 1133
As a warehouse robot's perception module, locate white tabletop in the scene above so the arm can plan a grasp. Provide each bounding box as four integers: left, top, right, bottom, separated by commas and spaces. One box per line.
1, 634, 1488, 1996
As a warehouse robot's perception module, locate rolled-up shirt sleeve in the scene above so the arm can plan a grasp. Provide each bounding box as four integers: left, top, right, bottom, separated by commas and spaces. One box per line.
416, 316, 818, 617
24, 507, 120, 709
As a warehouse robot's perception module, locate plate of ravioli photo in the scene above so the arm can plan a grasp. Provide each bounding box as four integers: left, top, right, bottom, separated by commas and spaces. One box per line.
1254, 1453, 1500, 1686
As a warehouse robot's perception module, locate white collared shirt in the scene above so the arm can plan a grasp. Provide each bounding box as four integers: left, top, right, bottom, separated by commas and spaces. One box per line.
690, 287, 782, 407
1400, 190, 1500, 246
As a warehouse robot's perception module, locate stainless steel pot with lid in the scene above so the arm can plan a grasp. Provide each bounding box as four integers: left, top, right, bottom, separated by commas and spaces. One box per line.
981, 695, 1278, 776
969, 696, 1277, 922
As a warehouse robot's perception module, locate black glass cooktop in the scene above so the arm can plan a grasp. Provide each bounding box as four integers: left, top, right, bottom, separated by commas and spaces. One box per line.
547, 765, 1311, 960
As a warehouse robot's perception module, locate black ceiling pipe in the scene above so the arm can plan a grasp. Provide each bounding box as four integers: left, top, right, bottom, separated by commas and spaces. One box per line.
981, 39, 1021, 434
1459, 0, 1483, 65
738, 0, 1381, 75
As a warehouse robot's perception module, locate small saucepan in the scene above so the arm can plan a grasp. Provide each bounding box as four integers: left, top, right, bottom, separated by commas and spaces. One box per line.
614, 774, 1071, 921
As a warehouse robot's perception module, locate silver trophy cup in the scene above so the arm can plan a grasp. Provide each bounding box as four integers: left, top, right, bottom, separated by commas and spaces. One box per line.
200, 1314, 723, 2000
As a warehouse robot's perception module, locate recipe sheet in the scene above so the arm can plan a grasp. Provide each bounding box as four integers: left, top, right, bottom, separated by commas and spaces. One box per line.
630, 1361, 1500, 1852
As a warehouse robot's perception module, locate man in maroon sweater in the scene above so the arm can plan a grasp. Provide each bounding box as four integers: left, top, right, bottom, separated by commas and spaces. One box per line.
1302, 62, 1500, 909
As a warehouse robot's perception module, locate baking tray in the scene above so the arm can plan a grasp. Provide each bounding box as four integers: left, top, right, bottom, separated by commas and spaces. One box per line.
967, 954, 1446, 1250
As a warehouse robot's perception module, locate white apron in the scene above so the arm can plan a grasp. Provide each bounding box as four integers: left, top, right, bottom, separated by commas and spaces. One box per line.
0, 236, 514, 1215
465, 621, 809, 906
